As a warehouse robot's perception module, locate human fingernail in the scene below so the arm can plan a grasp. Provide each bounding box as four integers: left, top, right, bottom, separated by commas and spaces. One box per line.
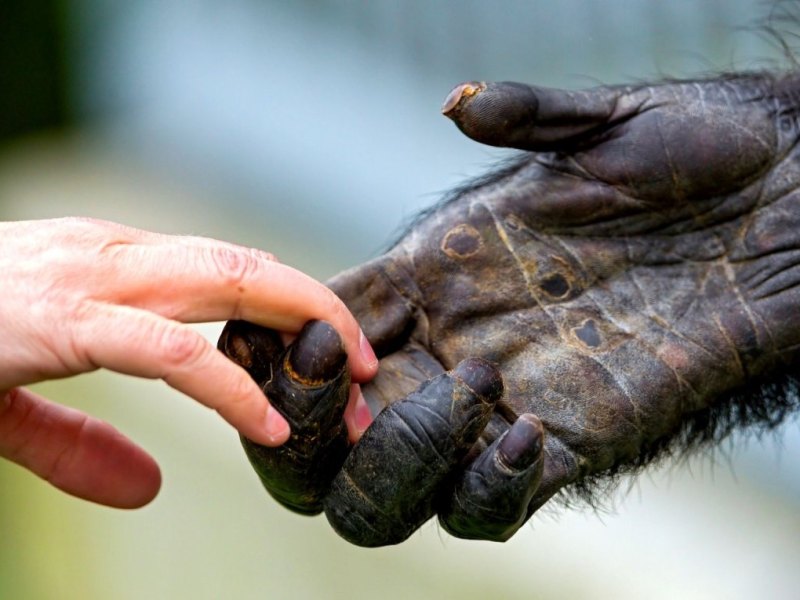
359, 329, 379, 370
265, 405, 290, 445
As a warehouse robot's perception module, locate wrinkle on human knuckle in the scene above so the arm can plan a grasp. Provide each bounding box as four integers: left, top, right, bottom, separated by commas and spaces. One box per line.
51, 299, 100, 372
61, 217, 133, 255
206, 246, 263, 291
95, 240, 138, 275
29, 246, 92, 309
218, 367, 261, 411
156, 323, 207, 370
58, 216, 109, 237
0, 397, 90, 484
42, 413, 91, 485
0, 389, 38, 455
254, 248, 278, 263
319, 288, 350, 329
0, 389, 14, 412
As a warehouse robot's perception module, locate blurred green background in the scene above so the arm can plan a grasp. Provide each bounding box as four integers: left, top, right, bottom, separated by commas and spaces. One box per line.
2, 1, 800, 598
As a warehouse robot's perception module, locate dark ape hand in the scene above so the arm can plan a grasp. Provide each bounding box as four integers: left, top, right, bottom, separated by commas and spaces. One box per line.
222, 73, 800, 545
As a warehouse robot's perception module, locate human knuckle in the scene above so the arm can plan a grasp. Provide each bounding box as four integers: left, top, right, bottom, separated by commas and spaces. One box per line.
53, 217, 136, 262
44, 299, 96, 371
44, 414, 92, 484
67, 298, 95, 323
58, 215, 108, 231
254, 248, 278, 263
59, 216, 116, 244
158, 324, 207, 367
207, 246, 263, 286
322, 289, 349, 324
225, 369, 259, 405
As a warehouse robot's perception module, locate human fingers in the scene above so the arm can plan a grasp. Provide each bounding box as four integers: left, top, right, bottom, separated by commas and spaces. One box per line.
220, 319, 352, 514
72, 301, 289, 446
343, 384, 373, 443
98, 238, 379, 383
324, 358, 503, 547
0, 387, 161, 508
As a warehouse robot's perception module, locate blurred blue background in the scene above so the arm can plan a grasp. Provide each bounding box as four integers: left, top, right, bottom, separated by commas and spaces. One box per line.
1, 1, 799, 598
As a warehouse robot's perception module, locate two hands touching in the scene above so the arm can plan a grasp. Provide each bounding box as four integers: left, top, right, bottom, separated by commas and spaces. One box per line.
220, 75, 800, 545
5, 72, 794, 547
0, 217, 378, 509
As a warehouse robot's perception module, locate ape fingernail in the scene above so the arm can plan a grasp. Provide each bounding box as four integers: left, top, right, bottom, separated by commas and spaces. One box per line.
287, 321, 346, 383
498, 414, 543, 469
453, 357, 504, 402
224, 333, 253, 368
441, 81, 485, 116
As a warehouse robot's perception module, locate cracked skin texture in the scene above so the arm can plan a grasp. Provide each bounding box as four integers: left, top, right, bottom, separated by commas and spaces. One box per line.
222, 72, 800, 546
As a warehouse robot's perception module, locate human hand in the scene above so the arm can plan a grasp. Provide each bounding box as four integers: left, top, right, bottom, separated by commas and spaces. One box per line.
0, 217, 378, 508
224, 74, 800, 545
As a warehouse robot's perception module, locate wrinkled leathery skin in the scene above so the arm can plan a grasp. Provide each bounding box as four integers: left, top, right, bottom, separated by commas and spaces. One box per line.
224, 71, 800, 545
324, 358, 502, 546
218, 320, 351, 515
438, 413, 545, 541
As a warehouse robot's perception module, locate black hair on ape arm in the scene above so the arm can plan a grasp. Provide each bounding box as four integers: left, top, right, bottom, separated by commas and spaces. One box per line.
558, 365, 800, 511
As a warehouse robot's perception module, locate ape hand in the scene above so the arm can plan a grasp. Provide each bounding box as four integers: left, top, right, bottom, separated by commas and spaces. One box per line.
224, 74, 800, 545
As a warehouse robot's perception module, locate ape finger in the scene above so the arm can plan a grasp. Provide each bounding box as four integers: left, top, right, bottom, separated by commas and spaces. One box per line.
442, 80, 625, 152
218, 319, 283, 383
438, 413, 544, 541
221, 320, 352, 515
323, 358, 503, 547
327, 255, 417, 358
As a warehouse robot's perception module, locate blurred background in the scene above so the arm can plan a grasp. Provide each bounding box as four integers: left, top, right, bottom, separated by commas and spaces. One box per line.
2, 1, 799, 598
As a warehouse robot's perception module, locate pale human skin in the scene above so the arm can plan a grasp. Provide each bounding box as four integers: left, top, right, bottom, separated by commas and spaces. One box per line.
0, 217, 378, 509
